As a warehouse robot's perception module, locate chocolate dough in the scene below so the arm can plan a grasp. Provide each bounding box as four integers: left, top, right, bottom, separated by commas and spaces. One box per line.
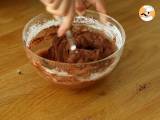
32, 25, 116, 63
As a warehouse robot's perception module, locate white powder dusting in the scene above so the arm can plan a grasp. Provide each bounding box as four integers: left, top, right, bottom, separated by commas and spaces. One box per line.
42, 66, 72, 77
88, 57, 120, 80
41, 57, 119, 81
25, 20, 60, 47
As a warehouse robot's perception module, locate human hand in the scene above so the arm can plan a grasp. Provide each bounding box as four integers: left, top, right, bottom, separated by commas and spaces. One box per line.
40, 0, 106, 36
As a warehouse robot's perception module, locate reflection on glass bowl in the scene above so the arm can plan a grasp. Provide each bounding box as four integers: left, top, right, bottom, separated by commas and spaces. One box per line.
22, 10, 125, 88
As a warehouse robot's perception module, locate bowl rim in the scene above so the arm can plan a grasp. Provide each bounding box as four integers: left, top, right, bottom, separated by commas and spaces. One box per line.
23, 10, 126, 65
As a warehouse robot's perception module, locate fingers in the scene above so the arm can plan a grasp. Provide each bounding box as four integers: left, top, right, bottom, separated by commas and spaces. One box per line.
40, 0, 75, 36
58, 1, 75, 37
58, 0, 71, 16
87, 0, 107, 23
95, 0, 106, 14
40, 0, 55, 6
50, 0, 61, 9
96, 0, 107, 23
46, 0, 70, 16
75, 0, 86, 15
40, 0, 61, 12
41, 0, 69, 16
87, 0, 106, 13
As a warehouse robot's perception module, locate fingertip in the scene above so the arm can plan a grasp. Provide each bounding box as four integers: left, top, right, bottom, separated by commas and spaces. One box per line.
57, 27, 66, 37
96, 0, 106, 14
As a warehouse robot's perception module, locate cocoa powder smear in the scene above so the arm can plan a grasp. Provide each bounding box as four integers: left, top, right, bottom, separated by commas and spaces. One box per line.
31, 25, 116, 63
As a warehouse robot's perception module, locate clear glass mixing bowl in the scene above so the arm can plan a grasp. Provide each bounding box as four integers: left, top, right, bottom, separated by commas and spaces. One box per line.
22, 10, 126, 88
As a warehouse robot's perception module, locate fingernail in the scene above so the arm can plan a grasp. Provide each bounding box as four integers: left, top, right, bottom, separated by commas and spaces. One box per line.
58, 28, 64, 37
57, 31, 62, 37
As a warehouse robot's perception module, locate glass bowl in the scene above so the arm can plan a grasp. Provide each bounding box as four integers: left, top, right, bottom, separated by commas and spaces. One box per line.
22, 10, 126, 88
